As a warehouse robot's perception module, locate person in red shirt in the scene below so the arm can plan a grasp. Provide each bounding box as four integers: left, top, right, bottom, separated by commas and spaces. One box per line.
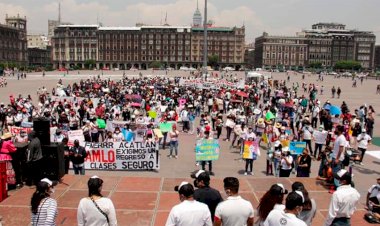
95, 103, 105, 118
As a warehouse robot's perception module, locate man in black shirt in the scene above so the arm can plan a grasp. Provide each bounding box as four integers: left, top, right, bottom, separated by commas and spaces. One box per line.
191, 170, 223, 222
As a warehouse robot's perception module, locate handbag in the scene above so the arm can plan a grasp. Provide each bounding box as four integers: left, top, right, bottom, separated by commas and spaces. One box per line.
91, 197, 109, 225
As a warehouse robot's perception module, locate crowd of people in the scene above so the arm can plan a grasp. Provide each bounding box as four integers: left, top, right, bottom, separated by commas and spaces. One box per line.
0, 71, 378, 225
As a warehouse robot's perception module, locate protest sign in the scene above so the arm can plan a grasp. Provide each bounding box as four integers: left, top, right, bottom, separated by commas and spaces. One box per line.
281, 139, 290, 148
159, 122, 173, 133
68, 129, 85, 143
9, 126, 33, 135
83, 141, 160, 170
148, 110, 157, 119
106, 120, 129, 132
21, 121, 33, 128
242, 141, 259, 160
122, 129, 134, 142
195, 139, 220, 161
313, 131, 328, 144
153, 129, 163, 138
289, 141, 307, 155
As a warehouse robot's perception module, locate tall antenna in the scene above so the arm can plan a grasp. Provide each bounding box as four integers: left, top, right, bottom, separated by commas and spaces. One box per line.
197, 0, 199, 10
165, 12, 168, 25
58, 1, 61, 24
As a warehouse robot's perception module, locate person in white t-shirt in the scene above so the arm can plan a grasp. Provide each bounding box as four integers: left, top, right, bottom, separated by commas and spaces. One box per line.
166, 181, 212, 226
214, 177, 254, 226
279, 149, 293, 177
356, 128, 371, 165
264, 191, 307, 226
366, 178, 380, 218
77, 176, 117, 226
331, 125, 347, 188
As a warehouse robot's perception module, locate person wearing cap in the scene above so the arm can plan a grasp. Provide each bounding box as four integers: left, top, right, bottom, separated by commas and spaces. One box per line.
0, 132, 17, 187
291, 182, 317, 226
214, 177, 254, 226
301, 120, 314, 156
264, 191, 307, 226
324, 169, 360, 226
256, 184, 288, 225
30, 178, 58, 225
191, 170, 223, 222
69, 140, 87, 175
356, 128, 371, 165
77, 176, 117, 226
279, 147, 293, 177
166, 181, 212, 226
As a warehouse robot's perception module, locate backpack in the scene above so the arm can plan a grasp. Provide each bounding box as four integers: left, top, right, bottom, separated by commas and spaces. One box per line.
96, 118, 106, 129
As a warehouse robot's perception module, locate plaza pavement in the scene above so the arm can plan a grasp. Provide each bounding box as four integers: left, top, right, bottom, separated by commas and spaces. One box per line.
0, 70, 379, 225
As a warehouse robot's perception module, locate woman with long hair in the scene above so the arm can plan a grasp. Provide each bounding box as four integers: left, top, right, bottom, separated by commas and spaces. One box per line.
255, 183, 288, 225
291, 181, 317, 226
30, 178, 58, 226
77, 176, 117, 226
0, 132, 17, 188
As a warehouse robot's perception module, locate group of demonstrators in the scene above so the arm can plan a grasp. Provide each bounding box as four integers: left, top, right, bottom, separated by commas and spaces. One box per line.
0, 71, 378, 225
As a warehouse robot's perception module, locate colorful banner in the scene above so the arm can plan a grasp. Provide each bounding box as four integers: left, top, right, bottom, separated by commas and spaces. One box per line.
9, 126, 33, 135
83, 141, 160, 170
289, 141, 307, 155
242, 141, 259, 159
148, 110, 157, 119
195, 139, 220, 161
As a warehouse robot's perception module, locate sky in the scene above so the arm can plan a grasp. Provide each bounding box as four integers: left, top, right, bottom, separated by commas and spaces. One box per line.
0, 0, 379, 44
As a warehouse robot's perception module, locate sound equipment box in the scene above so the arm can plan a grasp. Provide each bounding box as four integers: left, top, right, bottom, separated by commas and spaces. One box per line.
33, 118, 51, 146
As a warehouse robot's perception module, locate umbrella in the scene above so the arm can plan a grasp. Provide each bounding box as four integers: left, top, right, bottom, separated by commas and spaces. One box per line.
329, 105, 342, 115
236, 91, 248, 98
265, 111, 276, 121
131, 102, 141, 107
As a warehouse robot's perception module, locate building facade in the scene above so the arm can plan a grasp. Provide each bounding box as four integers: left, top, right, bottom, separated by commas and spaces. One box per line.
255, 23, 376, 70
375, 45, 380, 70
28, 46, 51, 67
27, 34, 49, 49
0, 15, 28, 66
254, 32, 308, 70
52, 24, 245, 70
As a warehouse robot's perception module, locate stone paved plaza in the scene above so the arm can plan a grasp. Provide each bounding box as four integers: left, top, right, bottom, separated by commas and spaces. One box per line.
0, 70, 379, 225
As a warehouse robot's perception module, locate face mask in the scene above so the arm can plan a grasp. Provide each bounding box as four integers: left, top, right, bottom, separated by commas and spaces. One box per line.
115, 131, 120, 134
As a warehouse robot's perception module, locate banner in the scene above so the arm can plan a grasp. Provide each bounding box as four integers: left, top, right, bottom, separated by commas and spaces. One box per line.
289, 141, 307, 155
9, 126, 33, 135
84, 141, 160, 170
106, 120, 148, 132
195, 139, 220, 161
68, 129, 85, 143
242, 141, 259, 159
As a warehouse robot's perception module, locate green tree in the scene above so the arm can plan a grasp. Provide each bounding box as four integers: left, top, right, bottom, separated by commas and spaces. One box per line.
84, 59, 96, 69
334, 60, 362, 71
308, 62, 323, 69
208, 54, 219, 68
149, 61, 162, 69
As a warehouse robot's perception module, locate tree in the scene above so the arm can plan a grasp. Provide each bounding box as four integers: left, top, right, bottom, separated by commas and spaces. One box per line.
84, 59, 96, 69
334, 60, 362, 71
149, 61, 162, 69
208, 54, 219, 68
308, 62, 323, 69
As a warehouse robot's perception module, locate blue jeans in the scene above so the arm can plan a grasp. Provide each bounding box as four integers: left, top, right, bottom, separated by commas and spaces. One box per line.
73, 164, 85, 175
169, 141, 179, 156
273, 158, 280, 177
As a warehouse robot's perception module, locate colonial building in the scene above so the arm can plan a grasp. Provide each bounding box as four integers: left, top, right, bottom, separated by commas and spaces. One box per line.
254, 23, 376, 70
0, 15, 28, 66
52, 24, 245, 70
28, 46, 51, 67
254, 32, 308, 70
375, 45, 380, 70
27, 34, 49, 49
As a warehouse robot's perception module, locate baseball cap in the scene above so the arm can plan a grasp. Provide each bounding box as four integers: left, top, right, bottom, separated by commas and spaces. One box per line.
174, 181, 194, 198
174, 181, 190, 192
334, 169, 351, 182
295, 190, 305, 203
40, 178, 58, 187
191, 170, 210, 183
270, 183, 288, 195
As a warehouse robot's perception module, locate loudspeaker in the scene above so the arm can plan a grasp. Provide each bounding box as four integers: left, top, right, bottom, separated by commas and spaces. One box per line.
42, 144, 59, 180
33, 118, 51, 146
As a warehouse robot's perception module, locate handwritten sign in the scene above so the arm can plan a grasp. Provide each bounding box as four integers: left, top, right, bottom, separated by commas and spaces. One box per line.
289, 141, 307, 155
195, 139, 220, 161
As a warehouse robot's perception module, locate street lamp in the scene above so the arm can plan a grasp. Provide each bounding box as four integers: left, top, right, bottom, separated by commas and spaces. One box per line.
203, 0, 208, 80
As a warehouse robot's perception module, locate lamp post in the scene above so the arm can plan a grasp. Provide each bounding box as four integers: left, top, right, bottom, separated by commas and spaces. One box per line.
203, 0, 208, 80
